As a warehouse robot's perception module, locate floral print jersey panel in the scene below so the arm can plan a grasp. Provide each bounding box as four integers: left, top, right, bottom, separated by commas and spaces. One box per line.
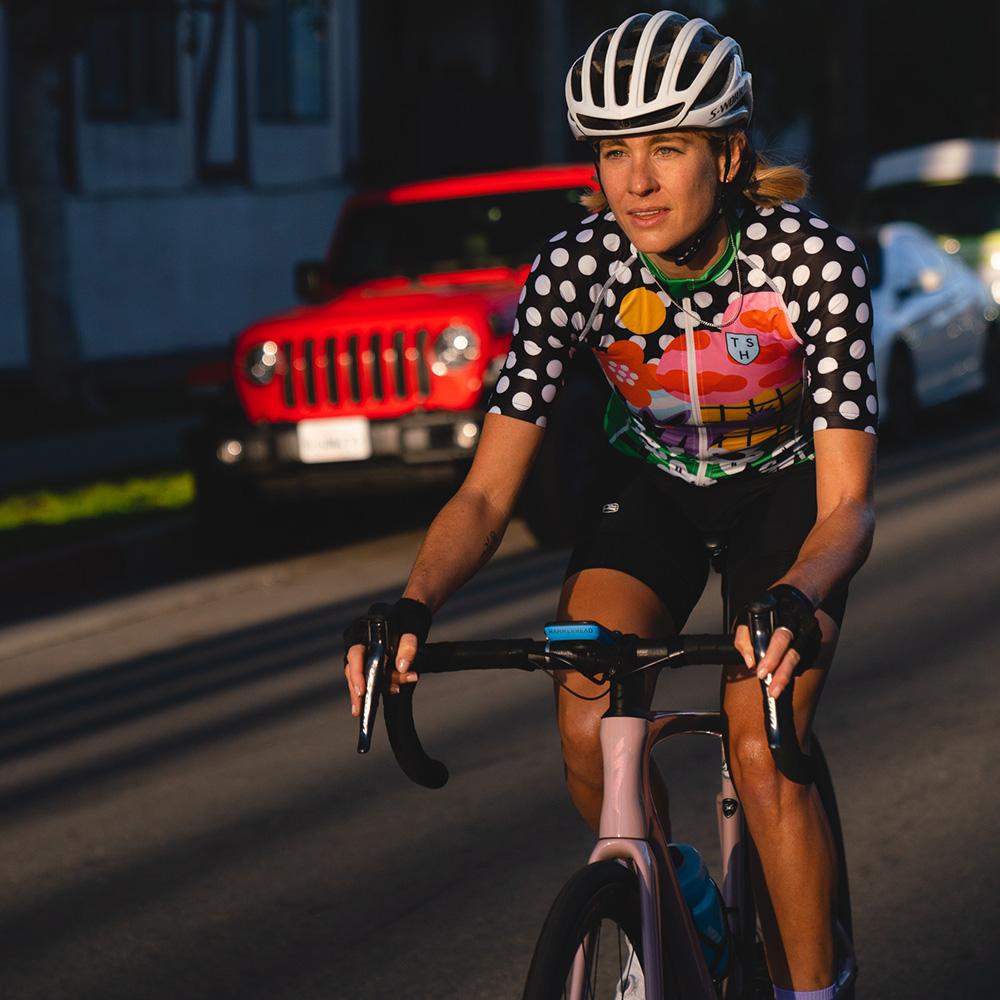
487, 200, 878, 486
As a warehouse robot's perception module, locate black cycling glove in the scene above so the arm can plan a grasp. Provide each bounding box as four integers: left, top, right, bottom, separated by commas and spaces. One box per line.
765, 584, 822, 670
343, 598, 433, 664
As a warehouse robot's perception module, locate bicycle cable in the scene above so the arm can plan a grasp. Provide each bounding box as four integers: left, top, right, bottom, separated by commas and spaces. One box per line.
527, 646, 689, 701
530, 652, 611, 701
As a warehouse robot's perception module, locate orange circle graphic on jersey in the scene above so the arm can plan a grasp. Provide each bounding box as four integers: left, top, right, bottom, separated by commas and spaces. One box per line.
619, 288, 666, 336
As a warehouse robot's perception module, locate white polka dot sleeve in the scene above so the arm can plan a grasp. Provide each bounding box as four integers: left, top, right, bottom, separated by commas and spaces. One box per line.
794, 227, 878, 435
486, 229, 590, 428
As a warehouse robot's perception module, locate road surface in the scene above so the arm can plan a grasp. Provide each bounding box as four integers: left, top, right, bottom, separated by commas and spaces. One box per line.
1, 417, 999, 998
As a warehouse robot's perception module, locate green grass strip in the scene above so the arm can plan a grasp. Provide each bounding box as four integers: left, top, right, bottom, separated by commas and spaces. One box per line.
0, 472, 195, 531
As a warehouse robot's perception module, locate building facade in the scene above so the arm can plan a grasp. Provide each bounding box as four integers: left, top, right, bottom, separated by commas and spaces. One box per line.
1, 0, 361, 370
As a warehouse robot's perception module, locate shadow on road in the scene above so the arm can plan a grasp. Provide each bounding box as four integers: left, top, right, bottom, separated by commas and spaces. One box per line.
2, 403, 997, 633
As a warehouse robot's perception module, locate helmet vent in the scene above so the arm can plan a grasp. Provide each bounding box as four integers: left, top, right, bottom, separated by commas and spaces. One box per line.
589, 29, 614, 108
569, 56, 585, 104
675, 25, 723, 92
577, 105, 685, 134
692, 58, 731, 110
613, 14, 652, 107
643, 16, 687, 104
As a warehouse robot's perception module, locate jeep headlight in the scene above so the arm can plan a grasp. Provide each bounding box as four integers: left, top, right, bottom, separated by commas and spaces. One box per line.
244, 340, 279, 385
431, 325, 479, 375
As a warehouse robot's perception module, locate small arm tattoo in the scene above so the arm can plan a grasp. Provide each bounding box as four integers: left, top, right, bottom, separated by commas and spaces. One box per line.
481, 530, 500, 563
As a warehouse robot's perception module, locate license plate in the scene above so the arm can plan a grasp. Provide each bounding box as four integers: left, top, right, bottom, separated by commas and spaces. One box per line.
296, 417, 372, 464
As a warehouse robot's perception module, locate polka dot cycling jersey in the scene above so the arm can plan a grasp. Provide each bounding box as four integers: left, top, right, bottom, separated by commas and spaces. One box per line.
486, 201, 878, 486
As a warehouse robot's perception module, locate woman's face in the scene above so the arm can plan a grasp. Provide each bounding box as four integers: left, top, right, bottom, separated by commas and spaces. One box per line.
597, 131, 736, 256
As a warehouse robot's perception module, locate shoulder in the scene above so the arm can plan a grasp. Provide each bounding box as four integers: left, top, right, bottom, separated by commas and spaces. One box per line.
740, 202, 870, 309
741, 202, 865, 270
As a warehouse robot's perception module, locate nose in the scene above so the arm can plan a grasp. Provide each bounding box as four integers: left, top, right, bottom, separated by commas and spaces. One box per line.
627, 152, 657, 198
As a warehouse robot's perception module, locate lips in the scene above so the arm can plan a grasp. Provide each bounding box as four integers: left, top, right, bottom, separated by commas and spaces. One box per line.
628, 208, 669, 228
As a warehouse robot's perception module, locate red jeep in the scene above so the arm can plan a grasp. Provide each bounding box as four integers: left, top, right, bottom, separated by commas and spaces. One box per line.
187, 165, 602, 543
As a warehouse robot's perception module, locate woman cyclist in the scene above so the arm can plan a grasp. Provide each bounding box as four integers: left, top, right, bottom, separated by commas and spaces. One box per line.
345, 11, 875, 999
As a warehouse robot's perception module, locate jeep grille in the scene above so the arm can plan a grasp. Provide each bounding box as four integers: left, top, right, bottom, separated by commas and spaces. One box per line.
280, 328, 432, 409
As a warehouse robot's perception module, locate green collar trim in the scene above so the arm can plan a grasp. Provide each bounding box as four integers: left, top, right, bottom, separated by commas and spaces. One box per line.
639, 223, 741, 298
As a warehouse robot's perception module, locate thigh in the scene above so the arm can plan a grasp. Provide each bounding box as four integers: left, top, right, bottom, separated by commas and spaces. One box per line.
554, 568, 676, 739
721, 462, 846, 750
722, 609, 839, 754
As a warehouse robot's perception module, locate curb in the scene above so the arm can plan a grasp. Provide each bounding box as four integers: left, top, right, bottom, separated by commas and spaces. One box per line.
0, 515, 195, 627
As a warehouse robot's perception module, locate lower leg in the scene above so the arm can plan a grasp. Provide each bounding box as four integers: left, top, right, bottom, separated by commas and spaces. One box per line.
723, 613, 841, 990
743, 781, 837, 989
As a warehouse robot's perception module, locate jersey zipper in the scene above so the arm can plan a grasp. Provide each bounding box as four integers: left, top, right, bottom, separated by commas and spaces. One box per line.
681, 297, 709, 482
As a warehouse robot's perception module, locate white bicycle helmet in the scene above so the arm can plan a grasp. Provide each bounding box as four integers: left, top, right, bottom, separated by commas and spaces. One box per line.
566, 10, 752, 140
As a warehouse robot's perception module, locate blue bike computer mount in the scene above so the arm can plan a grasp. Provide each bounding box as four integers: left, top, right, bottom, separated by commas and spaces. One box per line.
543, 621, 617, 643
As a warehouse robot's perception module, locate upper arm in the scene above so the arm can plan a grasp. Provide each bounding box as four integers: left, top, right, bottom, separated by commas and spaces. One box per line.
813, 428, 876, 520
797, 229, 879, 438
461, 411, 545, 518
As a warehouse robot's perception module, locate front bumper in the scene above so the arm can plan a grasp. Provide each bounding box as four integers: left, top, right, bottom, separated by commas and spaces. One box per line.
187, 409, 483, 498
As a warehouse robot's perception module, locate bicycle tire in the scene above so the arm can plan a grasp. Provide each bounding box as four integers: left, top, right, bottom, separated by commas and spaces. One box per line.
522, 860, 653, 1000
811, 735, 856, 999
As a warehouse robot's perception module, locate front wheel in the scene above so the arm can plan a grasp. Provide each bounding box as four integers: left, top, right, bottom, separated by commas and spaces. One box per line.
811, 737, 856, 999
522, 861, 648, 1000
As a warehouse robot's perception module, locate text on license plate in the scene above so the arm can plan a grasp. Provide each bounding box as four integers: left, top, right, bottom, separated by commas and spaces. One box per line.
297, 417, 372, 464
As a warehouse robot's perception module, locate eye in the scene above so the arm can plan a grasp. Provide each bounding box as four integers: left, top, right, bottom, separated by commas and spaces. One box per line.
602, 147, 626, 160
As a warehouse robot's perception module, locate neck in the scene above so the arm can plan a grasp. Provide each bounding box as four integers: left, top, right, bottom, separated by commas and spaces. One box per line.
647, 216, 730, 280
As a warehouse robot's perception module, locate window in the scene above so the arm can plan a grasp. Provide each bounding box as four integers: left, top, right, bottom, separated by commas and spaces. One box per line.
84, 11, 178, 122
256, 0, 329, 122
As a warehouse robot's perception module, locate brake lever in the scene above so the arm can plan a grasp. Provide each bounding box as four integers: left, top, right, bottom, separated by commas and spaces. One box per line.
356, 618, 388, 754
748, 596, 814, 784
747, 595, 782, 751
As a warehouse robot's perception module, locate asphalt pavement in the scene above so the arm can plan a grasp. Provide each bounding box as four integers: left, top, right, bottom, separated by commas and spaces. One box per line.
1, 415, 999, 998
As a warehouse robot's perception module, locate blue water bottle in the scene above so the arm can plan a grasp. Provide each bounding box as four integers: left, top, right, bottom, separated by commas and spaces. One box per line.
670, 843, 731, 977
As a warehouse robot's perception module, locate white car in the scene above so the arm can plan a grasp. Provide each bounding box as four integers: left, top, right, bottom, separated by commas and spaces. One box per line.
854, 222, 999, 439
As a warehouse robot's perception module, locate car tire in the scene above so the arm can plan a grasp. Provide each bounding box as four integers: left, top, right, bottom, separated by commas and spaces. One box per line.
885, 346, 919, 444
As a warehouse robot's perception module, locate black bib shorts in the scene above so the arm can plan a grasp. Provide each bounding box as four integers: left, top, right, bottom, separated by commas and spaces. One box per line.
564, 448, 849, 631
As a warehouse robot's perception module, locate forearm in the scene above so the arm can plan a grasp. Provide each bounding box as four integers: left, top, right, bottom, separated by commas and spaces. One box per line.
774, 497, 875, 607
402, 484, 511, 613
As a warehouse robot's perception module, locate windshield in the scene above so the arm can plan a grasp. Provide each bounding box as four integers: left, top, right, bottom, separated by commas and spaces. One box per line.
328, 186, 594, 285
864, 177, 1000, 236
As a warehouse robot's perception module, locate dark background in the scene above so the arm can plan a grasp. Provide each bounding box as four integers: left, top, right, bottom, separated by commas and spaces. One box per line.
358, 0, 1000, 220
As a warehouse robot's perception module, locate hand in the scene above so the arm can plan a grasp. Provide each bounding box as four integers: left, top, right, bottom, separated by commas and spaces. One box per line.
343, 598, 433, 718
345, 633, 420, 717
733, 584, 821, 700
733, 623, 799, 699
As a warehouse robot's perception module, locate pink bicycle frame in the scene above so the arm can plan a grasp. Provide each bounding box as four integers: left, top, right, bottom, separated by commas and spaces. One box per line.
567, 710, 746, 1000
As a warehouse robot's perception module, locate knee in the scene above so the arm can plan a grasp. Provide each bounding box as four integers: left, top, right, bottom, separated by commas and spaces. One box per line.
729, 732, 811, 819
558, 705, 603, 788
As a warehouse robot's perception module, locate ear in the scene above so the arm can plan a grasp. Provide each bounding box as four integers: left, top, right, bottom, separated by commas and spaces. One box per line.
720, 131, 747, 185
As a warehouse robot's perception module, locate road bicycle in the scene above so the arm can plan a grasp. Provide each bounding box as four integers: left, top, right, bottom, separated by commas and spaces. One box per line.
354, 549, 856, 999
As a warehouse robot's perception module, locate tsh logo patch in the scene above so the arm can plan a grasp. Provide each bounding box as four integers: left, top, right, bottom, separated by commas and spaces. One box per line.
726, 333, 760, 365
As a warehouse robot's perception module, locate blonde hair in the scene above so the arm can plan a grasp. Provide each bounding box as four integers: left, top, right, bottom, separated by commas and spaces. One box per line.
580, 129, 809, 213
